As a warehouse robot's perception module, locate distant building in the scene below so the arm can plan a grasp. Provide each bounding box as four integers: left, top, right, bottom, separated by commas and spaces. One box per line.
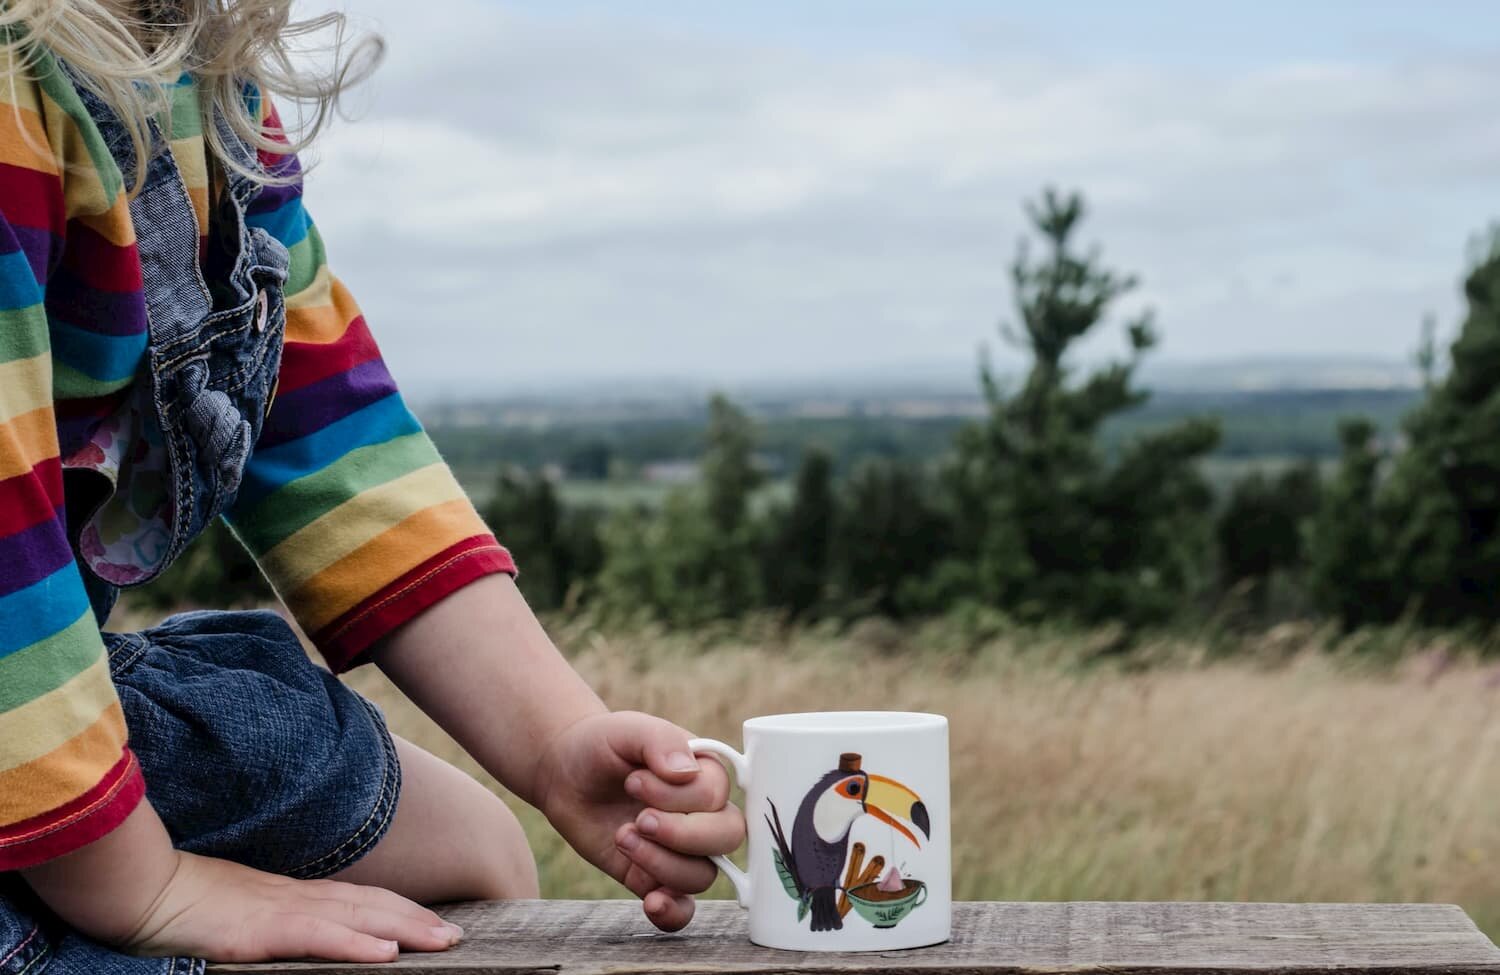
641, 460, 701, 484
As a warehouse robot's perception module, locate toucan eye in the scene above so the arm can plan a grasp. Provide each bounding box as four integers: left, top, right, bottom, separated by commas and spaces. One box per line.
843, 781, 862, 797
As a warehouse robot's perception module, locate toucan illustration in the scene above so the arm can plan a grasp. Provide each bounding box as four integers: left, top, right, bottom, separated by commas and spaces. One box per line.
766, 752, 930, 932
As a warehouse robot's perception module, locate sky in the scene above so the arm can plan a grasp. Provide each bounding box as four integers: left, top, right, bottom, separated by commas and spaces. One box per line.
290, 1, 1500, 397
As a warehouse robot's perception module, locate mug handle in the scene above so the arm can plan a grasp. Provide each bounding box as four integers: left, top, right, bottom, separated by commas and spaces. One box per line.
687, 737, 752, 908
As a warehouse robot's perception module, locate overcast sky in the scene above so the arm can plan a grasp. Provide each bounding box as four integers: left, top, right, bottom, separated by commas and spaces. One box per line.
293, 1, 1500, 397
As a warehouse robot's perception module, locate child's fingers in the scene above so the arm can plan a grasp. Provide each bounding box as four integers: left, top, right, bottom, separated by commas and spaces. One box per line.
302, 901, 460, 953
634, 805, 745, 857
624, 763, 730, 813
261, 914, 400, 964
306, 878, 450, 929
642, 888, 695, 932
603, 711, 703, 784
615, 824, 718, 893
621, 862, 661, 899
621, 857, 696, 932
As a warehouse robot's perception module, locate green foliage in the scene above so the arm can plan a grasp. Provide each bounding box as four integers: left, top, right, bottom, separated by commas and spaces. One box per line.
132, 193, 1500, 651
940, 188, 1219, 625
596, 396, 764, 625
1217, 462, 1322, 610
482, 469, 603, 611
429, 389, 1419, 505
702, 395, 761, 534
833, 458, 951, 618
762, 449, 836, 618
1311, 229, 1500, 629
1307, 420, 1394, 627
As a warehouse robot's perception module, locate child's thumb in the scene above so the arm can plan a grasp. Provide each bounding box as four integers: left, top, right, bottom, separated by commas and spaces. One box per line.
632, 714, 702, 783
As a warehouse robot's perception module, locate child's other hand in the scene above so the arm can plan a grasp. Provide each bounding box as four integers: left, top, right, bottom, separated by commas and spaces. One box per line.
123, 850, 465, 962
534, 710, 745, 931
23, 797, 463, 963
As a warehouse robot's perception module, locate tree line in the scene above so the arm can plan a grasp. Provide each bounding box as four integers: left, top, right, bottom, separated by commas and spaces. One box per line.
134, 190, 1500, 640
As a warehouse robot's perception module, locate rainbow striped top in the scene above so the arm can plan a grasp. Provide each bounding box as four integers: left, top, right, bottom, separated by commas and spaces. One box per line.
0, 48, 514, 869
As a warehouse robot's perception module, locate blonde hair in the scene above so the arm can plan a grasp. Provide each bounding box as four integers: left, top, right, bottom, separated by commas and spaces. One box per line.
1, 0, 382, 189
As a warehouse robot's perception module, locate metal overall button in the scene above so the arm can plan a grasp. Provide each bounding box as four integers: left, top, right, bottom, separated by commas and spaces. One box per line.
254, 289, 269, 332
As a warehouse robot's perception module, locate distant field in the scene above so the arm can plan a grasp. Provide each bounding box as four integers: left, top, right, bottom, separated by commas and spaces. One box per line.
428, 388, 1419, 477
434, 386, 1417, 509
339, 621, 1500, 940
455, 458, 1310, 512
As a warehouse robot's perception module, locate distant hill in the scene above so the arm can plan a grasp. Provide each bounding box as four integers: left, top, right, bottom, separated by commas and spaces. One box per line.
1138, 356, 1420, 393
414, 356, 1421, 425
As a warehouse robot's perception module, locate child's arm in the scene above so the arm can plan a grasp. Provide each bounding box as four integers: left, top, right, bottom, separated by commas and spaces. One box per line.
0, 52, 458, 963
22, 799, 462, 962
368, 574, 745, 931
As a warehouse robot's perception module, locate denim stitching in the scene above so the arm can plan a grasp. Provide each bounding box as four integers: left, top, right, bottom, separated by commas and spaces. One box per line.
157, 293, 284, 402
0, 926, 38, 970
159, 341, 283, 433
287, 695, 399, 877
158, 313, 265, 374
65, 58, 287, 597
105, 634, 149, 674
10, 950, 43, 975
155, 272, 285, 360
285, 694, 402, 878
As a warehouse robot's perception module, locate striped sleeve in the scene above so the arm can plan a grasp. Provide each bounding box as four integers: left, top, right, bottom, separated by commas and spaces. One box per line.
224, 101, 514, 673
0, 49, 145, 870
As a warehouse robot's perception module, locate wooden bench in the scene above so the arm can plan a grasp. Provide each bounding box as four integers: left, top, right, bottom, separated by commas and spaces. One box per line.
211, 900, 1500, 974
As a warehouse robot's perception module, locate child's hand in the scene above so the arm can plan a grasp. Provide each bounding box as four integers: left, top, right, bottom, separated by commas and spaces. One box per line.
22, 800, 462, 964
534, 710, 745, 931
121, 850, 465, 962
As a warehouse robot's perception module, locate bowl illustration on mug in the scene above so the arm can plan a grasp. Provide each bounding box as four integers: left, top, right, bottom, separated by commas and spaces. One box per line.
765, 752, 931, 931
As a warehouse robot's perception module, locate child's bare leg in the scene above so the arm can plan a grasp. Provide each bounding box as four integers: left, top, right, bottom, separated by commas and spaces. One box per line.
327, 735, 540, 903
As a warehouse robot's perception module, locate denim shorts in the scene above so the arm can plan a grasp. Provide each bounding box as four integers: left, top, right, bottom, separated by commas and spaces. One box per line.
0, 609, 402, 975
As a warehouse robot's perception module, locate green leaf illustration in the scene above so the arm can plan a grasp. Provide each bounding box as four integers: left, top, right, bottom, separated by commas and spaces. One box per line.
772, 849, 800, 901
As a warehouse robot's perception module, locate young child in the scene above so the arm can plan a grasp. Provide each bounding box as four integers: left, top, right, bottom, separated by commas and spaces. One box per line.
0, 2, 744, 971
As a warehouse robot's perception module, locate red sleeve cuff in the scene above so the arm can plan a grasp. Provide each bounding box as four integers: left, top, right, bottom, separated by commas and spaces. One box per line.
313, 534, 517, 673
0, 750, 146, 871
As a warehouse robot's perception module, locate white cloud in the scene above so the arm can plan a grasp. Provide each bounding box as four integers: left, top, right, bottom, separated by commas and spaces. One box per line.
289, 1, 1500, 396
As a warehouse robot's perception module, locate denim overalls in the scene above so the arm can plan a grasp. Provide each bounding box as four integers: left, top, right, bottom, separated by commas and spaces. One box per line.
0, 65, 401, 975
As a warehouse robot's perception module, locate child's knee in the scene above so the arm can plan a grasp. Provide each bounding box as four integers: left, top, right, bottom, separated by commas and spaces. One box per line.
464, 796, 539, 900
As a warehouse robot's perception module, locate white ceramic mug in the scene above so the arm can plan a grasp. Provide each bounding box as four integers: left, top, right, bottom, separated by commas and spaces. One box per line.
688, 711, 951, 952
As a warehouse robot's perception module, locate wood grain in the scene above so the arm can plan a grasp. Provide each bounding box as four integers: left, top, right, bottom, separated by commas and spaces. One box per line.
210, 900, 1500, 975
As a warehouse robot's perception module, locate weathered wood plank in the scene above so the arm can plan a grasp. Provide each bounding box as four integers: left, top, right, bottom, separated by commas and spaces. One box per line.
211, 900, 1500, 975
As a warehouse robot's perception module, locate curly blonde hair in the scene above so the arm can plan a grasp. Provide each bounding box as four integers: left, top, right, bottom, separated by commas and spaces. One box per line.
1, 0, 382, 188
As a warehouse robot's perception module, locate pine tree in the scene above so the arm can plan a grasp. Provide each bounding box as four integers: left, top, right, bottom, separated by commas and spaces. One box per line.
1218, 463, 1322, 615
835, 459, 949, 618
597, 394, 764, 625
484, 468, 603, 611
1307, 419, 1393, 627
763, 448, 836, 618
1381, 228, 1500, 623
943, 188, 1219, 625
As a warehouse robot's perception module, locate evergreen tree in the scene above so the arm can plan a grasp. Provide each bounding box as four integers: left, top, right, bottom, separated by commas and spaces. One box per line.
702, 394, 761, 535
1217, 463, 1321, 614
1307, 419, 1393, 627
1381, 228, 1500, 624
763, 448, 836, 618
835, 459, 950, 618
597, 394, 764, 625
942, 188, 1219, 625
484, 468, 602, 611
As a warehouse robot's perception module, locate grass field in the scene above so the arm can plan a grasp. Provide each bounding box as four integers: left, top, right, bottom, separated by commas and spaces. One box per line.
335, 620, 1500, 941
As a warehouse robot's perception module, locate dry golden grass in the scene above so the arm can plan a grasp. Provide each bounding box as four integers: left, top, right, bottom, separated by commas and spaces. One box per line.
330, 619, 1500, 941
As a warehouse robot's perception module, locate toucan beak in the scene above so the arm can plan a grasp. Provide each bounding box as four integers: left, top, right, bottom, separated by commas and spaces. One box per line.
864, 774, 930, 848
